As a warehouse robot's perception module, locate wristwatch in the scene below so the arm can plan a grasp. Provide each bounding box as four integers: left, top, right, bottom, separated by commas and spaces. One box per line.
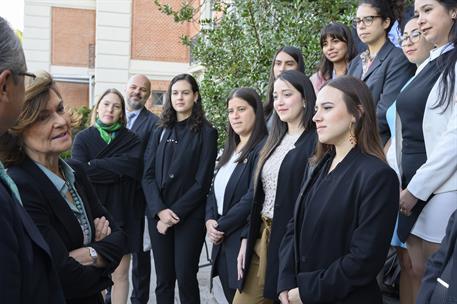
88, 247, 98, 265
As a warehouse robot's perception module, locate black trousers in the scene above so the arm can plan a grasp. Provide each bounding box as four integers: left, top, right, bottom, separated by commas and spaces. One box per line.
130, 249, 151, 304
130, 214, 152, 304
149, 217, 206, 304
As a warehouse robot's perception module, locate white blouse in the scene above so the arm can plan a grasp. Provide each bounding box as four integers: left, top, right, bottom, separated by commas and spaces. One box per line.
261, 133, 300, 219
214, 152, 240, 215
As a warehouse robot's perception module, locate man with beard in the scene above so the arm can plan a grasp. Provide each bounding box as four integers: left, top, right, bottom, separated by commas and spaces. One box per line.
126, 74, 159, 304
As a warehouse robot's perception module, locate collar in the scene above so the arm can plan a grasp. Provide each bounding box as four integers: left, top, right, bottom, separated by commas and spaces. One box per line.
35, 159, 75, 196
126, 108, 142, 117
429, 43, 454, 61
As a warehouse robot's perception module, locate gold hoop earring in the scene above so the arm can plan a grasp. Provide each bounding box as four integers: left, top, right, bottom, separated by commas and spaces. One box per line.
349, 121, 357, 145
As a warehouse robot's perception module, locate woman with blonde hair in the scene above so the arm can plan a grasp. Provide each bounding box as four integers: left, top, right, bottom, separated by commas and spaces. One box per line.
72, 88, 142, 304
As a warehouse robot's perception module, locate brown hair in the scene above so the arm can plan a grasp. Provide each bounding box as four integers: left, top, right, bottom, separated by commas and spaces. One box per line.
312, 76, 385, 164
90, 88, 127, 126
0, 70, 79, 166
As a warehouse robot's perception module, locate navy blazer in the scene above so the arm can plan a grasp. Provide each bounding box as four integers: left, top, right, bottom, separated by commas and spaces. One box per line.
130, 107, 159, 153
278, 148, 399, 303
0, 178, 65, 304
240, 130, 317, 299
8, 158, 127, 304
205, 140, 264, 289
348, 40, 416, 144
417, 210, 457, 303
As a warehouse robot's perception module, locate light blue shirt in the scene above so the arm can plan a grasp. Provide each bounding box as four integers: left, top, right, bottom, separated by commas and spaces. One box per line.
126, 108, 142, 130
36, 159, 93, 245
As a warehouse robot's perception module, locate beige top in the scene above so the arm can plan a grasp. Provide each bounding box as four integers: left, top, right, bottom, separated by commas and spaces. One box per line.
261, 133, 300, 219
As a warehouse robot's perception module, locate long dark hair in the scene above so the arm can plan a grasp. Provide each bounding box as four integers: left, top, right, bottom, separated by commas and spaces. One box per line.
264, 46, 305, 119
318, 22, 357, 81
434, 0, 457, 111
358, 0, 403, 35
217, 88, 267, 169
255, 70, 316, 184
312, 76, 385, 164
159, 73, 206, 132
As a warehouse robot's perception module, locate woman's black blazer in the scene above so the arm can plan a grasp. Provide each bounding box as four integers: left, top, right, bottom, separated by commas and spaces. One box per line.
8, 157, 127, 304
278, 149, 399, 303
205, 139, 265, 289
239, 130, 316, 299
143, 121, 218, 221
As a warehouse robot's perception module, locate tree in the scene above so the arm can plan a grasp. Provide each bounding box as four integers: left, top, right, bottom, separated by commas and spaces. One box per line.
155, 0, 356, 145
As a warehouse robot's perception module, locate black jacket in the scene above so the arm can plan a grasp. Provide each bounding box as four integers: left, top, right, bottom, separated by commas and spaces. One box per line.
72, 126, 142, 251
348, 40, 416, 144
278, 148, 399, 303
0, 178, 65, 304
9, 158, 127, 304
143, 121, 218, 221
206, 140, 265, 289
239, 130, 316, 299
417, 210, 457, 304
130, 108, 159, 152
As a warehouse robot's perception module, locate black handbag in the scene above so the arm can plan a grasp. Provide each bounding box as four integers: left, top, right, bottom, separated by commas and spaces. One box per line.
377, 247, 401, 297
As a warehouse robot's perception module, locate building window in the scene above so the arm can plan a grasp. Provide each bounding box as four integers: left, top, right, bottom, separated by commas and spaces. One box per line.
151, 91, 165, 106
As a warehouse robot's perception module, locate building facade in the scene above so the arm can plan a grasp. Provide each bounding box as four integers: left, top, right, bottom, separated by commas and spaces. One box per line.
23, 0, 204, 114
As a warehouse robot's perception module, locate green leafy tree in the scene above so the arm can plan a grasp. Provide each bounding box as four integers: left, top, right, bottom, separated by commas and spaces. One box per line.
155, 0, 356, 146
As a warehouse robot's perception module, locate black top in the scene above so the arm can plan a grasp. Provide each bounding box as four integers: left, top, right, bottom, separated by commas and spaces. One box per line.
143, 120, 218, 220
278, 148, 399, 303
72, 126, 142, 252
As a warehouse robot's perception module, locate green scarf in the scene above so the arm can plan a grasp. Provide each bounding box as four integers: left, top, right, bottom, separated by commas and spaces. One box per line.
94, 119, 122, 144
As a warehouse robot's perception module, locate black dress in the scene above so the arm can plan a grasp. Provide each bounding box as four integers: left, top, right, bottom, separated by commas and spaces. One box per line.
396, 53, 451, 242
72, 126, 142, 252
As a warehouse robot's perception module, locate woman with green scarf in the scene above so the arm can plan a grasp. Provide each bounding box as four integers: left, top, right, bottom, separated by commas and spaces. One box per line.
72, 88, 142, 304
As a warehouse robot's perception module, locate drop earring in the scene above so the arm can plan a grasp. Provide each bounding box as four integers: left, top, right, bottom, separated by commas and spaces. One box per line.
349, 121, 357, 145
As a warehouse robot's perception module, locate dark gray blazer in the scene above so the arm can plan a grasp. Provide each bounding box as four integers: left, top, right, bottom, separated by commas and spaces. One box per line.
417, 210, 457, 304
130, 107, 159, 152
348, 40, 416, 144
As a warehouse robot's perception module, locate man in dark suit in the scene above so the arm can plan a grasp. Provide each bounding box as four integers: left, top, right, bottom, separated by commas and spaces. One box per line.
126, 74, 159, 304
0, 16, 65, 303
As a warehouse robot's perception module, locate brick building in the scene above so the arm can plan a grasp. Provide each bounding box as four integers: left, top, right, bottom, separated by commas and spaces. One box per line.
23, 0, 206, 114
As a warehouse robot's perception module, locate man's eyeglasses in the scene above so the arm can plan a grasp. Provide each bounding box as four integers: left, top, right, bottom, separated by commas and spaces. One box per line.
17, 71, 36, 80
352, 16, 381, 28
398, 30, 422, 47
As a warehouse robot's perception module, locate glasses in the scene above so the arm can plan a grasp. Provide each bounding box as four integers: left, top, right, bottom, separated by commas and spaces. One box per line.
352, 16, 381, 28
17, 71, 36, 80
398, 30, 422, 47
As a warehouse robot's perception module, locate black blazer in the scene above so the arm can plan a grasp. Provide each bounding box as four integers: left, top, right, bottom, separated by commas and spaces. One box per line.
417, 210, 457, 303
8, 158, 127, 304
278, 148, 399, 303
143, 121, 218, 221
348, 40, 416, 144
0, 179, 65, 304
240, 130, 316, 299
205, 140, 264, 289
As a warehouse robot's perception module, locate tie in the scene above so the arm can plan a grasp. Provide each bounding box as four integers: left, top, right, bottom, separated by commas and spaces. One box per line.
0, 162, 23, 206
127, 112, 137, 129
